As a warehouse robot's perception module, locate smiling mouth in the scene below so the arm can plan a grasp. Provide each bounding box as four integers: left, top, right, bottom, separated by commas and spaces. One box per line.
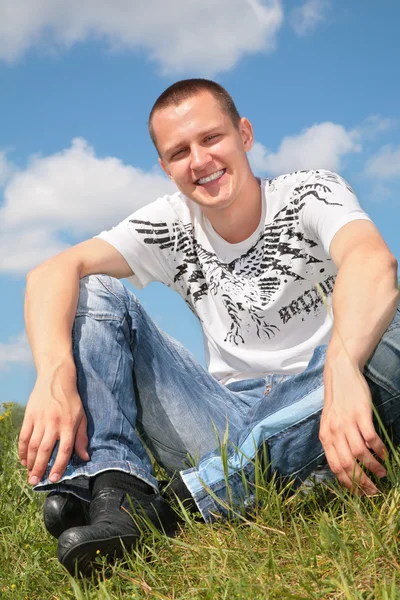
195, 169, 226, 185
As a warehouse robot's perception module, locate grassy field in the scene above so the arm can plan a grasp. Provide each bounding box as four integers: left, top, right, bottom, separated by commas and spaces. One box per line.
1, 402, 400, 600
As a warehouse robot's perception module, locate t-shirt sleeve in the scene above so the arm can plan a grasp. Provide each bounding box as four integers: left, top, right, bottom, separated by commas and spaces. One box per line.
298, 170, 372, 256
94, 197, 176, 289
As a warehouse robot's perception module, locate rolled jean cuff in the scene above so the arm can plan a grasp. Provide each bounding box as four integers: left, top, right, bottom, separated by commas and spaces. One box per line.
33, 460, 159, 502
180, 464, 255, 523
180, 467, 219, 522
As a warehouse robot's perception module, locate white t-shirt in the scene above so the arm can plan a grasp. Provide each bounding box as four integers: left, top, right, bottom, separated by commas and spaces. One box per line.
96, 170, 371, 384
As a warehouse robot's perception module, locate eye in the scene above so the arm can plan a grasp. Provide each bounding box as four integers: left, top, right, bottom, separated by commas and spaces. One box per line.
205, 134, 219, 142
171, 148, 187, 159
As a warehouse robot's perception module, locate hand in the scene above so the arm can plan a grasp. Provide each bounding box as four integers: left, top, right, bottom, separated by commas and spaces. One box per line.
320, 351, 387, 495
19, 363, 89, 485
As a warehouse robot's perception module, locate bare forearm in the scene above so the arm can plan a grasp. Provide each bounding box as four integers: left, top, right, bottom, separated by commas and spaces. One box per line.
25, 258, 81, 376
20, 238, 131, 483
327, 248, 399, 368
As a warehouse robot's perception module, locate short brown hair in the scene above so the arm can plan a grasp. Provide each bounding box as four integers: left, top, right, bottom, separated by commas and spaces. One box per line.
148, 78, 241, 152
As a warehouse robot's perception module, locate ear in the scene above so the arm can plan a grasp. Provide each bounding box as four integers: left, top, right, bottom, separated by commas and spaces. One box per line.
159, 157, 173, 180
239, 117, 254, 152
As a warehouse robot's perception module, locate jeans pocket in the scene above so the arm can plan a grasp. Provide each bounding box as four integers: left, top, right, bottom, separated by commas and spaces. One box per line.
267, 410, 324, 485
145, 435, 192, 471
373, 393, 400, 441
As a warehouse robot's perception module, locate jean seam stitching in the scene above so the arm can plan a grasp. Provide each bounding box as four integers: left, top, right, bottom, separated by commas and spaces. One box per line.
252, 381, 324, 423
386, 316, 400, 332
267, 408, 322, 443
374, 392, 400, 413
196, 408, 323, 494
148, 436, 189, 458
75, 312, 123, 321
43, 461, 154, 478
95, 274, 127, 311
285, 451, 326, 477
365, 370, 400, 397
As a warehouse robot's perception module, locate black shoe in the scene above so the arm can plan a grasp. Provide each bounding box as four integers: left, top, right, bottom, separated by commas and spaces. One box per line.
159, 477, 198, 515
43, 493, 89, 539
57, 486, 178, 576
44, 477, 198, 540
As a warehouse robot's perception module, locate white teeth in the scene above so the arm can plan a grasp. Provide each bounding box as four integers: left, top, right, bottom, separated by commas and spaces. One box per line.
197, 169, 224, 185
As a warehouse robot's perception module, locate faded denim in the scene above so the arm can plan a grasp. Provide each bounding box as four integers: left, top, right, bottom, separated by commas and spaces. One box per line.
35, 275, 400, 521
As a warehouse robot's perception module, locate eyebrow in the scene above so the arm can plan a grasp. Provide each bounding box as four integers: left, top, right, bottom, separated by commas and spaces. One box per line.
163, 127, 222, 158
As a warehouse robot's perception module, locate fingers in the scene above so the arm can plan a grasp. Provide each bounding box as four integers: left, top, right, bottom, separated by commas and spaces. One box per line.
324, 437, 378, 495
19, 372, 88, 486
347, 427, 386, 479
47, 412, 89, 482
48, 430, 75, 483
26, 428, 45, 474
320, 363, 387, 497
19, 406, 89, 486
74, 417, 90, 462
23, 421, 88, 485
358, 416, 387, 461
27, 431, 58, 485
18, 417, 34, 467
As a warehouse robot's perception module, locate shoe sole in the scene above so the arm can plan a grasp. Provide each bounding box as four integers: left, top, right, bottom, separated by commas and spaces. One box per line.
59, 534, 139, 576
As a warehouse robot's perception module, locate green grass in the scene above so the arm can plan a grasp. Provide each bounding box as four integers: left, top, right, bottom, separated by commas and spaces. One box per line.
1, 403, 400, 600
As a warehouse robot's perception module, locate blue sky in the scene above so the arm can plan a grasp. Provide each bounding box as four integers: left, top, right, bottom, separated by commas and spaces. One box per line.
0, 0, 399, 405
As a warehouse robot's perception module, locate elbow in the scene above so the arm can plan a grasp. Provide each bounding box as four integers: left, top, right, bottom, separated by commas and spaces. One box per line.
26, 260, 52, 285
388, 252, 398, 272
368, 249, 397, 282
385, 252, 399, 306
26, 264, 43, 287
26, 257, 80, 287
390, 254, 398, 278
388, 252, 398, 286
26, 265, 40, 281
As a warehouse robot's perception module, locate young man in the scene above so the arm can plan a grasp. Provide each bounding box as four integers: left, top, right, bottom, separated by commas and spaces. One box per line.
19, 79, 400, 575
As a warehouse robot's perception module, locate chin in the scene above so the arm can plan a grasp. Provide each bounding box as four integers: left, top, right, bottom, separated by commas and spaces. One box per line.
195, 191, 225, 205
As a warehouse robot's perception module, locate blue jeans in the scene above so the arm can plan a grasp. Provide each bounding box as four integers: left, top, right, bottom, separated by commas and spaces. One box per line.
35, 275, 400, 521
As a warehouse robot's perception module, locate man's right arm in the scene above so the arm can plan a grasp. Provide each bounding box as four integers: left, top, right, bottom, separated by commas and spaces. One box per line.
19, 238, 133, 486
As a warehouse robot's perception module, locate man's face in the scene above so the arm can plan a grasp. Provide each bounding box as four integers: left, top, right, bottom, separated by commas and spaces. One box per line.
153, 91, 254, 213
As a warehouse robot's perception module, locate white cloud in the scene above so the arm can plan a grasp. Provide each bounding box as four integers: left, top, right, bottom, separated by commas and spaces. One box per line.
248, 121, 361, 175
365, 145, 400, 179
0, 229, 70, 274
289, 0, 330, 36
0, 151, 15, 187
0, 0, 284, 74
1, 116, 395, 276
0, 331, 32, 371
353, 115, 397, 140
0, 138, 177, 274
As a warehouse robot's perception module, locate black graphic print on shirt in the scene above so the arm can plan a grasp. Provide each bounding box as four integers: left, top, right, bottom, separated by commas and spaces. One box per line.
130, 180, 343, 346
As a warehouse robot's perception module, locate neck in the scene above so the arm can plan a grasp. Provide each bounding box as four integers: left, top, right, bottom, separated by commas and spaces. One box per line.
205, 175, 262, 244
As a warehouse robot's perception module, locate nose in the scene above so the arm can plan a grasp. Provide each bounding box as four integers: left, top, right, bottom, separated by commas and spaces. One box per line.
190, 144, 212, 171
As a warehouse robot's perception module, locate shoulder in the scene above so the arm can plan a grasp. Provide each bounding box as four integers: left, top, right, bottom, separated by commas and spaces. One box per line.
131, 190, 191, 223
268, 170, 355, 194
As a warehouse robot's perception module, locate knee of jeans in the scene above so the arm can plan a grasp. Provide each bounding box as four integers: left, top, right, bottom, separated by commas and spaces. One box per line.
77, 274, 130, 317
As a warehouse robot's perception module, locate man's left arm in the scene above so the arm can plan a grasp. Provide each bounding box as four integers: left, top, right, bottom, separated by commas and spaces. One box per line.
320, 219, 399, 495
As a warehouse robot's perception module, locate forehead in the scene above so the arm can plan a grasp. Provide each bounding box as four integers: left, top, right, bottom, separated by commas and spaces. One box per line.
152, 91, 229, 151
